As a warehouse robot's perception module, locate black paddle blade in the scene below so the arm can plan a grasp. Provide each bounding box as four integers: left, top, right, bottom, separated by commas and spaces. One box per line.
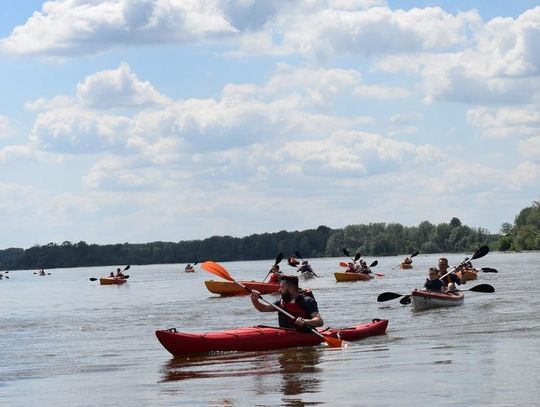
89, 278, 98, 281
410, 251, 419, 258
193, 262, 198, 266
342, 248, 351, 257
124, 265, 131, 271
471, 246, 489, 261
377, 292, 403, 302
295, 251, 303, 260
481, 267, 498, 273
469, 284, 495, 293
354, 253, 361, 261
275, 253, 284, 265
123, 275, 130, 279
399, 295, 412, 305
370, 260, 378, 267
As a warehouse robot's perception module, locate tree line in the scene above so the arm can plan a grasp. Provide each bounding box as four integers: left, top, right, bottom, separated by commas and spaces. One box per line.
497, 201, 540, 251
0, 217, 497, 271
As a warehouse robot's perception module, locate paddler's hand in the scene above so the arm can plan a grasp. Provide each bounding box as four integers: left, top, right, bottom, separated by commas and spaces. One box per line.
250, 290, 261, 300
295, 317, 305, 327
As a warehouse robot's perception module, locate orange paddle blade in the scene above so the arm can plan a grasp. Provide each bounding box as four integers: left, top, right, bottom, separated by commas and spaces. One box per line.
201, 261, 233, 281
339, 262, 349, 267
324, 335, 344, 348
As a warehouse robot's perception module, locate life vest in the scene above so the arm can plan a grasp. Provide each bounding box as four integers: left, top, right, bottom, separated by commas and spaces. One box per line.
279, 299, 310, 319
268, 272, 280, 284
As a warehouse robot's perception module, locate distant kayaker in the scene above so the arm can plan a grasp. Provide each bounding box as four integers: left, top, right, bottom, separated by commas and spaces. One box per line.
345, 262, 357, 273
109, 272, 115, 277
297, 261, 314, 275
250, 275, 323, 331
438, 257, 464, 291
39, 268, 46, 276
403, 257, 413, 265
268, 264, 282, 284
115, 268, 124, 278
424, 268, 444, 291
184, 264, 194, 272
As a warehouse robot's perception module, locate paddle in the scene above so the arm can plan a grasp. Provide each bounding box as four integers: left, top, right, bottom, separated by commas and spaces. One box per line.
201, 261, 343, 348
342, 248, 361, 263
480, 267, 498, 273
263, 253, 284, 282
89, 265, 130, 281
34, 272, 51, 275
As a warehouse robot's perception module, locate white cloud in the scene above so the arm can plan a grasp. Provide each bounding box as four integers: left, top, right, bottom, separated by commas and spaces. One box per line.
519, 137, 540, 161
467, 106, 540, 138
25, 95, 74, 112
0, 115, 14, 139
77, 62, 171, 109
1, 0, 237, 56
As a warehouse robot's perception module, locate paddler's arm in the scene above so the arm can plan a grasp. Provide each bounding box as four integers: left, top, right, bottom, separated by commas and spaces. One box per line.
250, 290, 275, 312
295, 312, 323, 328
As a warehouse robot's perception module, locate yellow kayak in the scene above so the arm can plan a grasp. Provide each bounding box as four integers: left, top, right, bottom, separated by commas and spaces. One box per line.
400, 263, 413, 269
457, 268, 478, 281
334, 272, 373, 282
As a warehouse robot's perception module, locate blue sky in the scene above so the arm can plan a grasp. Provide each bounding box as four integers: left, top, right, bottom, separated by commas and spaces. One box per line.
1, 0, 539, 249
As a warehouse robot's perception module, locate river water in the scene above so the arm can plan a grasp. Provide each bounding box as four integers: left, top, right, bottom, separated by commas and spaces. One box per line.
1, 252, 539, 406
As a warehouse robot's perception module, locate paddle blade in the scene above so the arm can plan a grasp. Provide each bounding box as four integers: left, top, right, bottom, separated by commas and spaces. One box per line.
342, 248, 351, 257
471, 246, 489, 261
481, 267, 498, 273
275, 253, 283, 265
399, 295, 412, 305
123, 275, 130, 279
201, 261, 233, 281
469, 284, 495, 293
323, 335, 344, 348
410, 251, 419, 258
377, 292, 403, 302
369, 260, 378, 268
89, 278, 98, 281
193, 262, 198, 266
354, 253, 361, 261
339, 262, 349, 267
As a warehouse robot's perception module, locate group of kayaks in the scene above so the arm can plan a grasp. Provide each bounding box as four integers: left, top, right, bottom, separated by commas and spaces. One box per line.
145, 247, 495, 357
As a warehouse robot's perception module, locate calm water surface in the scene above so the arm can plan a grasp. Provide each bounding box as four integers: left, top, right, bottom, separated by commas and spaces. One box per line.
1, 252, 539, 406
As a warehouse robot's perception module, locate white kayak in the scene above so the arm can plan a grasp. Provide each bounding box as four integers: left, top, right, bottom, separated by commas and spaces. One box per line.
410, 289, 464, 311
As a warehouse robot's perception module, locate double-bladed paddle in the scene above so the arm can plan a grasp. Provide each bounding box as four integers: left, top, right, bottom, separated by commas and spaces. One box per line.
89, 265, 130, 281
342, 248, 361, 263
263, 253, 284, 282
201, 261, 343, 348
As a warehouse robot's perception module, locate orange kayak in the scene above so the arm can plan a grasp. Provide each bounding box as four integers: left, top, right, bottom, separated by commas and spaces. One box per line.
99, 277, 127, 285
457, 268, 478, 281
204, 280, 280, 296
400, 263, 413, 269
334, 272, 373, 282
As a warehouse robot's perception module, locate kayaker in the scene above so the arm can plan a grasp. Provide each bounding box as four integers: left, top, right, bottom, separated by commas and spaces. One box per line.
115, 268, 125, 278
250, 275, 323, 331
438, 257, 464, 291
184, 264, 194, 272
109, 272, 115, 277
346, 262, 357, 273
359, 260, 371, 275
39, 268, 46, 276
297, 261, 314, 275
268, 264, 282, 284
403, 257, 412, 265
424, 267, 444, 291
288, 256, 300, 267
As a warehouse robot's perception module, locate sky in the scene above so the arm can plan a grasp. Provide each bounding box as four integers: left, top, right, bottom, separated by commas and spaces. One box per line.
1, 0, 539, 249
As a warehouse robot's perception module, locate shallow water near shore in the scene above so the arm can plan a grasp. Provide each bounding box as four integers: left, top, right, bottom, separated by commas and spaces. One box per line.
1, 252, 539, 406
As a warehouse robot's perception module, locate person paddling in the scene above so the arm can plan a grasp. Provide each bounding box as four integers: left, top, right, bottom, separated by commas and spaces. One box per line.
268, 264, 283, 284
297, 260, 314, 276
184, 263, 194, 272
438, 257, 465, 291
424, 267, 444, 292
115, 268, 125, 278
403, 257, 413, 265
39, 268, 46, 276
250, 275, 323, 332
359, 260, 371, 275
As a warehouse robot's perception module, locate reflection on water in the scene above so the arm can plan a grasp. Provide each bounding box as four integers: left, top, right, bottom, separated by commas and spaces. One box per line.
160, 348, 323, 405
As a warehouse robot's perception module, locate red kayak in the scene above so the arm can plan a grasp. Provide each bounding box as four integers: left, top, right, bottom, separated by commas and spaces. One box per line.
156, 319, 388, 356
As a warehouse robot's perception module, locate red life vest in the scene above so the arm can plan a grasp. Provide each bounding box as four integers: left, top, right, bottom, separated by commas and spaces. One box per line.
279, 299, 310, 319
